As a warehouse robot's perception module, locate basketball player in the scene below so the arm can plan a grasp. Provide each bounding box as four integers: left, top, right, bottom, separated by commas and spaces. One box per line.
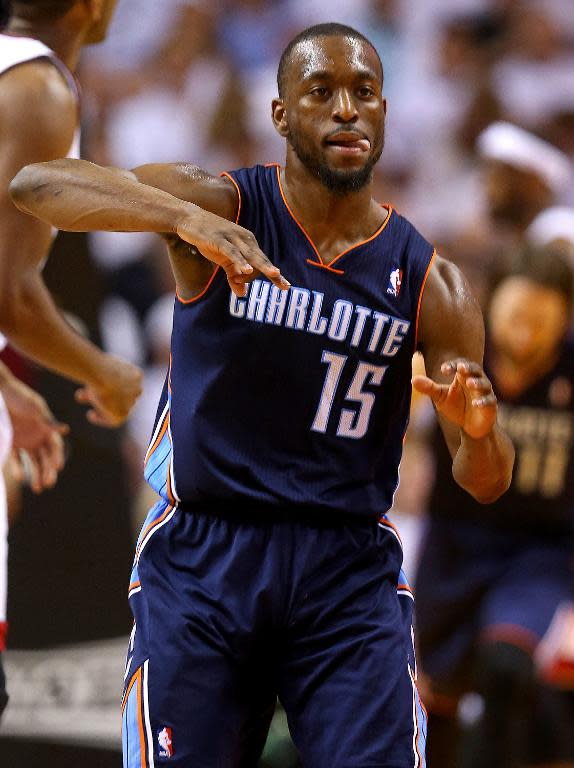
416, 246, 574, 768
0, 0, 141, 719
11, 23, 514, 767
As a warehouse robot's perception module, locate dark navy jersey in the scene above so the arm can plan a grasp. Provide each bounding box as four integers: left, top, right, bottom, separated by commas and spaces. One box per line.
428, 336, 574, 538
145, 163, 435, 520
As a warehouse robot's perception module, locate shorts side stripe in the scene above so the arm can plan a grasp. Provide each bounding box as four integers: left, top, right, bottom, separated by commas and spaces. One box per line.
409, 666, 427, 768
143, 660, 155, 768
122, 667, 148, 768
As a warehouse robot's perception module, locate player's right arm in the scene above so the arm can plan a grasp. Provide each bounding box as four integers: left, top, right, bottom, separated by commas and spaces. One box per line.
10, 159, 290, 298
0, 61, 142, 427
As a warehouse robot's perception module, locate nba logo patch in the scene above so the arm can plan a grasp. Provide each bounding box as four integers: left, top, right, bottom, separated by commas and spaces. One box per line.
387, 267, 403, 297
158, 727, 174, 759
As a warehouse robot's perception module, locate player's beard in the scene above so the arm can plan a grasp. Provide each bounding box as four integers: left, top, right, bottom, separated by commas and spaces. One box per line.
287, 125, 384, 195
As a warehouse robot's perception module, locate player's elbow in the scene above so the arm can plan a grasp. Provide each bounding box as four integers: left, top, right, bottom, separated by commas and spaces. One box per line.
0, 272, 40, 336
9, 161, 62, 214
471, 471, 512, 504
454, 463, 513, 505
10, 164, 44, 213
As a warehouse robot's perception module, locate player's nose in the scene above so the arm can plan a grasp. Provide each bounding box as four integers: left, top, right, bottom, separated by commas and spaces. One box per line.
332, 88, 358, 122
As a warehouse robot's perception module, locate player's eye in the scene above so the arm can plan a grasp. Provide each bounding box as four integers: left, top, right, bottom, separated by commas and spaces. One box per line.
358, 86, 375, 98
310, 87, 329, 98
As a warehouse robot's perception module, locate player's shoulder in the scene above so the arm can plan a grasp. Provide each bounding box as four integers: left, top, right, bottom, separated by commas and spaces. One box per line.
0, 57, 75, 107
418, 252, 483, 344
0, 60, 77, 163
0, 58, 76, 135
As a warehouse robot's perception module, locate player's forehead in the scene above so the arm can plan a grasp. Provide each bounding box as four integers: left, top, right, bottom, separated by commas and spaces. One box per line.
288, 34, 381, 85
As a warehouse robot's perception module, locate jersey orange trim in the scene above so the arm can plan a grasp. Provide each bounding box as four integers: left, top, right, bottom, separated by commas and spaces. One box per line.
378, 516, 403, 546
274, 164, 393, 272
166, 451, 176, 506
176, 266, 220, 305
306, 258, 345, 276
414, 249, 436, 351
128, 580, 141, 594
397, 582, 414, 595
220, 171, 242, 224
144, 416, 169, 467
136, 504, 174, 560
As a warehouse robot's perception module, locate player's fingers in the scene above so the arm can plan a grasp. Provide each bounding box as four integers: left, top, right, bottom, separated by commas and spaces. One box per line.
25, 452, 43, 494
412, 375, 448, 404
441, 359, 483, 377
234, 237, 290, 290
47, 431, 66, 472
227, 276, 248, 297
37, 445, 58, 490
470, 393, 497, 409
213, 238, 254, 275
465, 376, 492, 393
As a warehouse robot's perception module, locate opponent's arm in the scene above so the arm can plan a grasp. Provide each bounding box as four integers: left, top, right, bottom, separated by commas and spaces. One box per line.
10, 158, 290, 298
0, 61, 142, 426
414, 254, 514, 503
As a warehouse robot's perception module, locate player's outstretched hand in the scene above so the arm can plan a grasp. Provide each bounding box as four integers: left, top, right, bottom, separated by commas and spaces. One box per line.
75, 356, 143, 428
1, 376, 69, 493
412, 359, 497, 439
176, 211, 290, 297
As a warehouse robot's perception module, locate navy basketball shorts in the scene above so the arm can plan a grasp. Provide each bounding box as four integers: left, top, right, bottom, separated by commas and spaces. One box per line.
415, 518, 574, 698
122, 500, 426, 768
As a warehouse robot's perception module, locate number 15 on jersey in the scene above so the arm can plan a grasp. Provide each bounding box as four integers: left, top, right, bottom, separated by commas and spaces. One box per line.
312, 351, 388, 440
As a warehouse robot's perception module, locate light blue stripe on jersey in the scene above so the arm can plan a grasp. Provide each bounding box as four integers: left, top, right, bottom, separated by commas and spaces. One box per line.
144, 432, 172, 496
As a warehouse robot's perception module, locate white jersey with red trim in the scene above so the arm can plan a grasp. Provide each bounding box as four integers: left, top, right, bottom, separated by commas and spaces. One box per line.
0, 33, 80, 641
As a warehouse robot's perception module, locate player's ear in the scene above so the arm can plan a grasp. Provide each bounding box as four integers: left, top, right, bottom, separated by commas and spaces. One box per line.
272, 99, 289, 138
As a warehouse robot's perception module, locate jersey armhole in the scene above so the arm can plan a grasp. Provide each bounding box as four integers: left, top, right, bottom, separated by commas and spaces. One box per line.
414, 248, 437, 352
176, 171, 241, 305
219, 171, 242, 224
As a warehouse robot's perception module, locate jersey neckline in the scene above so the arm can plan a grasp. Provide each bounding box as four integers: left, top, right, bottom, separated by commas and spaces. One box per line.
271, 164, 393, 274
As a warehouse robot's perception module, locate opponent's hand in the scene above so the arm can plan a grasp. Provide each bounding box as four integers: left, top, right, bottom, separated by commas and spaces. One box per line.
75, 356, 143, 427
1, 377, 68, 493
176, 211, 290, 297
412, 359, 497, 439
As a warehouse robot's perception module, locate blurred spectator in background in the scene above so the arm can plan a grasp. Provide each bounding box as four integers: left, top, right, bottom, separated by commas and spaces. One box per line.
415, 245, 574, 768
445, 121, 573, 306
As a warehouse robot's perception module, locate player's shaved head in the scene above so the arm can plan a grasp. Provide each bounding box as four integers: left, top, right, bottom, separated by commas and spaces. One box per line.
277, 22, 383, 98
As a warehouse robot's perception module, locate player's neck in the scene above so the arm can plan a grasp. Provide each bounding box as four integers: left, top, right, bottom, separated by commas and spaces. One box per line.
281, 164, 385, 263
5, 18, 83, 70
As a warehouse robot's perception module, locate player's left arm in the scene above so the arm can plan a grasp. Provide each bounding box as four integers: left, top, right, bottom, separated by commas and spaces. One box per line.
414, 253, 514, 503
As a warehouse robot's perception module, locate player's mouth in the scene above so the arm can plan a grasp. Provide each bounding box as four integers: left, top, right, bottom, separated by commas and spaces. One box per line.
324, 131, 371, 155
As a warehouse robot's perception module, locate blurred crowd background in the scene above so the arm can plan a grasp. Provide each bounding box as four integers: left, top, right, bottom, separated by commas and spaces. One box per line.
1, 0, 574, 765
